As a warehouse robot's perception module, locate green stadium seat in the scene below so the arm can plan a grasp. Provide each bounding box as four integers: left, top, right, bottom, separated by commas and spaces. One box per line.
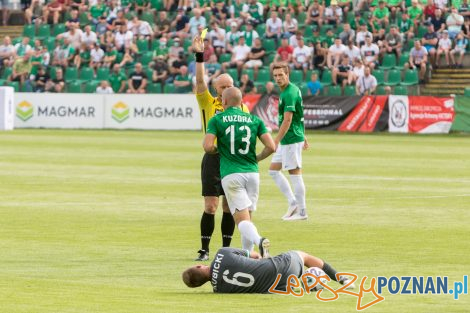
344, 85, 356, 96
79, 67, 95, 82
37, 24, 51, 39
372, 69, 385, 85
394, 85, 408, 95
320, 69, 332, 86
464, 87, 470, 97
257, 68, 270, 83
290, 70, 304, 83
67, 81, 82, 93
226, 68, 239, 80
46, 37, 56, 51
23, 24, 35, 38
299, 83, 309, 97
6, 81, 19, 92
65, 67, 78, 82
256, 24, 266, 37
395, 53, 410, 70
96, 67, 110, 81
140, 51, 154, 65
219, 53, 232, 63
417, 25, 427, 37
401, 69, 419, 86
320, 25, 334, 36
297, 12, 307, 25
12, 37, 22, 45
150, 0, 163, 10
303, 25, 313, 38
144, 67, 154, 80
327, 85, 342, 96
376, 85, 388, 95
79, 12, 90, 26
381, 53, 396, 70
346, 11, 355, 24
147, 82, 162, 93
254, 82, 266, 94
163, 83, 175, 93
264, 53, 276, 64
384, 69, 401, 86
262, 39, 276, 54
2, 67, 12, 80
84, 80, 100, 93
141, 11, 155, 25
49, 67, 59, 80
242, 68, 254, 80
137, 39, 149, 52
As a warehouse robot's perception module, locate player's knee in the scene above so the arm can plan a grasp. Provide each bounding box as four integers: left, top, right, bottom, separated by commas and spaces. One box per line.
204, 203, 217, 214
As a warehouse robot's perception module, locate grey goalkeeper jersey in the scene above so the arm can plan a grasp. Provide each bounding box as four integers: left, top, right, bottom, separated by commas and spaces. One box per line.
210, 248, 302, 293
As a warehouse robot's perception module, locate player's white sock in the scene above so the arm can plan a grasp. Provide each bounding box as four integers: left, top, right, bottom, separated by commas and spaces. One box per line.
241, 235, 255, 252
290, 174, 306, 214
238, 220, 261, 246
269, 170, 296, 206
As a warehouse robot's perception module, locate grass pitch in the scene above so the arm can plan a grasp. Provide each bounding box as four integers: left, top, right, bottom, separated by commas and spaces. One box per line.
0, 130, 469, 313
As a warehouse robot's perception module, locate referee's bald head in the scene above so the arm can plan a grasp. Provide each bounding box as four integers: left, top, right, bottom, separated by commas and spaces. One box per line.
214, 74, 234, 97
222, 87, 242, 109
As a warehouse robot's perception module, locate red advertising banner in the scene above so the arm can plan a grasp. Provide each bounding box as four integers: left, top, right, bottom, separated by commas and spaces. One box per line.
408, 96, 455, 133
338, 96, 388, 132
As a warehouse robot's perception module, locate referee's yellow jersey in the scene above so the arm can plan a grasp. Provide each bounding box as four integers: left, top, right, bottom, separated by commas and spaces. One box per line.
196, 89, 249, 133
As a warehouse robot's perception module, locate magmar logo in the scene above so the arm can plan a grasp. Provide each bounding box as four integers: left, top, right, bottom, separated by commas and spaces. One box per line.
16, 101, 33, 121
112, 102, 129, 123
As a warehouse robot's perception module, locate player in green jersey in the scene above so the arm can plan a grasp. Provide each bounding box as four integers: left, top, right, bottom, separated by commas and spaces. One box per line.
203, 87, 275, 258
270, 62, 309, 221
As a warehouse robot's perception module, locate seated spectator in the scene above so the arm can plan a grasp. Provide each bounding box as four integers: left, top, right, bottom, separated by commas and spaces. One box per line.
344, 40, 361, 64
205, 54, 222, 85
210, 1, 229, 27
202, 38, 215, 62
373, 1, 390, 28
292, 37, 312, 78
332, 55, 353, 87
96, 80, 114, 94
174, 65, 192, 93
59, 24, 83, 49
222, 36, 251, 77
271, 36, 293, 72
0, 36, 15, 68
225, 21, 243, 53
307, 72, 322, 96
386, 0, 403, 21
431, 9, 447, 34
227, 0, 245, 27
399, 12, 415, 44
10, 52, 32, 88
306, 0, 324, 27
241, 0, 264, 26
25, 0, 44, 25
408, 0, 424, 29
109, 63, 127, 93
447, 8, 465, 39
111, 10, 128, 32
127, 62, 147, 94
243, 37, 265, 80
239, 73, 256, 95
421, 23, 438, 66
90, 43, 104, 72
423, 0, 437, 20
265, 11, 283, 45
313, 41, 328, 69
32, 66, 49, 93
134, 0, 150, 16
121, 0, 133, 13
154, 11, 171, 39
81, 25, 98, 48
152, 55, 169, 83
209, 21, 227, 56
283, 13, 298, 38
69, 0, 88, 13
43, 0, 64, 25
52, 37, 75, 67
356, 22, 373, 47
74, 43, 90, 68
405, 40, 428, 83
171, 7, 190, 41
102, 44, 117, 68
324, 0, 343, 26
356, 66, 377, 95
242, 21, 259, 48
436, 30, 452, 68
14, 37, 32, 57
115, 24, 136, 53
189, 8, 206, 39
324, 28, 336, 47
327, 37, 347, 69
462, 17, 470, 39
167, 51, 188, 84
352, 58, 365, 84
65, 9, 80, 30
450, 32, 468, 68
127, 16, 153, 40
381, 25, 402, 60
88, 0, 107, 25
168, 37, 184, 66
339, 23, 355, 45
360, 34, 379, 70
154, 37, 169, 59
265, 81, 278, 95
289, 30, 304, 49
337, 0, 351, 15
434, 0, 448, 15
459, 0, 470, 18
45, 67, 65, 93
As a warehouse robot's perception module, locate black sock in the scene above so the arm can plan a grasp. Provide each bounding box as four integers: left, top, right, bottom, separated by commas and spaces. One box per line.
322, 262, 339, 282
200, 212, 215, 252
221, 212, 235, 247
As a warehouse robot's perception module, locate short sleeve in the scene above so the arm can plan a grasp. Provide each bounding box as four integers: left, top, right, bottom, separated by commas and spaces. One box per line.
206, 116, 218, 136
196, 88, 214, 111
257, 118, 268, 136
284, 91, 296, 112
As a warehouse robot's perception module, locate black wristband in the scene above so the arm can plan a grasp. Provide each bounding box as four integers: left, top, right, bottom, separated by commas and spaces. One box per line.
195, 52, 204, 63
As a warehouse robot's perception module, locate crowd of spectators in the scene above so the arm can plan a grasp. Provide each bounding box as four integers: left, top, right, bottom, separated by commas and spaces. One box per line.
0, 0, 469, 95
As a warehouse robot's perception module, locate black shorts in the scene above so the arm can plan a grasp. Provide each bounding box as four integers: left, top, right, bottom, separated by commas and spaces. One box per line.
201, 153, 225, 197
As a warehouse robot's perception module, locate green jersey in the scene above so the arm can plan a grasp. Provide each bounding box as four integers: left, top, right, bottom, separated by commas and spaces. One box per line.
207, 106, 268, 178
278, 83, 304, 145
373, 7, 389, 19
408, 6, 423, 20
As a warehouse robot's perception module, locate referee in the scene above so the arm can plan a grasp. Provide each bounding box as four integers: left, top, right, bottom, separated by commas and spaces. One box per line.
192, 35, 250, 261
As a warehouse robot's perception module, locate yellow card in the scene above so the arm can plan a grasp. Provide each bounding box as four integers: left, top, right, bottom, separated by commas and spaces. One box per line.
201, 28, 208, 39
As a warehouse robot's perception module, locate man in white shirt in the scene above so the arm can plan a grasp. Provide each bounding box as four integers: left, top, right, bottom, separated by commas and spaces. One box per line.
96, 80, 114, 94
189, 8, 207, 39
436, 30, 452, 68
80, 25, 98, 48
324, 0, 343, 26
446, 8, 464, 39
355, 23, 373, 47
222, 36, 251, 76
60, 24, 83, 49
209, 21, 227, 55
90, 43, 104, 71
327, 37, 347, 69
0, 36, 15, 67
225, 22, 243, 53
292, 37, 312, 78
265, 11, 282, 44
360, 35, 380, 70
406, 40, 428, 83
115, 24, 134, 53
356, 66, 377, 95
344, 40, 361, 64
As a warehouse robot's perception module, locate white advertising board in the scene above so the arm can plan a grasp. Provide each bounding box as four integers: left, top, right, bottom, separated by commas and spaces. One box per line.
0, 87, 14, 131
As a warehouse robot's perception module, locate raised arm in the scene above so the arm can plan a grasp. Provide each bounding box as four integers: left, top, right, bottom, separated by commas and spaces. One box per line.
192, 36, 208, 94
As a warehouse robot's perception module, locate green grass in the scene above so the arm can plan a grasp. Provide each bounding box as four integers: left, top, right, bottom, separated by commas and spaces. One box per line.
0, 130, 469, 313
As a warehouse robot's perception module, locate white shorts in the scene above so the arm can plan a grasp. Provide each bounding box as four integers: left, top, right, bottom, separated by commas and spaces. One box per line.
244, 60, 263, 68
271, 141, 304, 171
221, 173, 259, 215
